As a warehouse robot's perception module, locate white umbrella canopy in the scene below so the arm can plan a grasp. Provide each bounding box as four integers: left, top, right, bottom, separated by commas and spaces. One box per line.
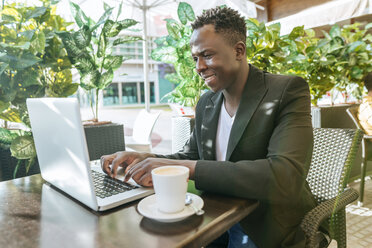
54, 0, 259, 111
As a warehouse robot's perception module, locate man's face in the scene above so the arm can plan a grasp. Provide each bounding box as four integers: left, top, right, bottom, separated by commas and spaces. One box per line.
190, 24, 240, 93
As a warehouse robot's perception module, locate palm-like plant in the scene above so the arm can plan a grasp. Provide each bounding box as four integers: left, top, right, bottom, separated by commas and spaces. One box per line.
58, 1, 141, 121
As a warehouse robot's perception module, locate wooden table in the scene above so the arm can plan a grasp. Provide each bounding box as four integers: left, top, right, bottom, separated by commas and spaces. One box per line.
0, 175, 258, 248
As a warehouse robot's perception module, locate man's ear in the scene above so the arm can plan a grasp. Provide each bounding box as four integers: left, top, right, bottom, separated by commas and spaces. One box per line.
234, 41, 246, 60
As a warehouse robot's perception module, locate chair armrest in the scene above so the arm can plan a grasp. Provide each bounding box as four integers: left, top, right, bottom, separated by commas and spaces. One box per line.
300, 188, 359, 247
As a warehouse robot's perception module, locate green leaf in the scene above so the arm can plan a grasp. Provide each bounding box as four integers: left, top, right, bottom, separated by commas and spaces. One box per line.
0, 100, 9, 112
31, 31, 46, 54
9, 53, 41, 70
75, 57, 95, 72
116, 1, 123, 20
304, 29, 315, 38
118, 19, 138, 30
164, 73, 180, 84
348, 41, 363, 53
70, 2, 85, 28
80, 70, 100, 90
0, 62, 8, 75
151, 46, 177, 64
10, 135, 36, 160
25, 7, 47, 21
1, 7, 21, 22
73, 25, 91, 49
177, 63, 193, 79
104, 2, 111, 11
61, 83, 79, 97
103, 55, 123, 70
166, 19, 181, 40
98, 69, 113, 89
102, 20, 121, 37
0, 127, 17, 145
289, 26, 304, 40
178, 2, 195, 25
0, 108, 22, 123
14, 68, 40, 87
113, 36, 142, 46
246, 19, 260, 31
329, 25, 341, 38
97, 32, 106, 58
20, 30, 36, 41
365, 22, 372, 30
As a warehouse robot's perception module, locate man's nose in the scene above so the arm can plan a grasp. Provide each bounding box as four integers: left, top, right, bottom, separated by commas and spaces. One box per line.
195, 58, 207, 74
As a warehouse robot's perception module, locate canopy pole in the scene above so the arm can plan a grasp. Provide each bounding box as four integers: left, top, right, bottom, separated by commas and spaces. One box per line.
142, 0, 150, 112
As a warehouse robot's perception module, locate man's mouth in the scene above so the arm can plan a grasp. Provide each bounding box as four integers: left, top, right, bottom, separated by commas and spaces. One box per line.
202, 74, 215, 83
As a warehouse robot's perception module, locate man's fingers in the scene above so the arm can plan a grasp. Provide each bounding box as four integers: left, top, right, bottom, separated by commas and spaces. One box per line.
124, 162, 141, 182
131, 168, 146, 185
101, 156, 113, 176
138, 174, 153, 187
125, 158, 140, 173
111, 156, 126, 178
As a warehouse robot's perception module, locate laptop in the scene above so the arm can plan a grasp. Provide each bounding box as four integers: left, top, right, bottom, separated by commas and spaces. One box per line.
27, 98, 154, 211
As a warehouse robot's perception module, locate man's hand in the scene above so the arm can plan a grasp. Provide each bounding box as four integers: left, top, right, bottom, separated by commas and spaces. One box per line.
124, 158, 197, 187
100, 151, 155, 178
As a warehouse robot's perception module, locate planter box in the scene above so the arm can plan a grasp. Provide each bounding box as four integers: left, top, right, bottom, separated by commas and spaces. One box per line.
0, 147, 40, 181
84, 123, 125, 161
171, 117, 195, 153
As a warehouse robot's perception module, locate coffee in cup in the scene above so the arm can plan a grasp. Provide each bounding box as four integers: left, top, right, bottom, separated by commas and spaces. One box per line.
151, 166, 189, 213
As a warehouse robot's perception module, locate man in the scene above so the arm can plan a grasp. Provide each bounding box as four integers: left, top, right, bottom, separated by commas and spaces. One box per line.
358, 72, 372, 135
101, 7, 316, 248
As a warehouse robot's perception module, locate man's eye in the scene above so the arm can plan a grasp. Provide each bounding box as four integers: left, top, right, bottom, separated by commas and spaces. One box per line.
204, 54, 212, 59
193, 57, 198, 62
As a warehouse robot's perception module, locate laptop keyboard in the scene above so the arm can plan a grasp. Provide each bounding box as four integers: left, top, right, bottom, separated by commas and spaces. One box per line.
91, 170, 138, 199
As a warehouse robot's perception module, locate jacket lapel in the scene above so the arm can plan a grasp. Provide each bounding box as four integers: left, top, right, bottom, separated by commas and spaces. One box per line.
201, 91, 223, 160
225, 65, 268, 161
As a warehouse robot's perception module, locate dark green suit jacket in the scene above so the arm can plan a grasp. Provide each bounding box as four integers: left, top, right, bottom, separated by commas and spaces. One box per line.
159, 65, 317, 247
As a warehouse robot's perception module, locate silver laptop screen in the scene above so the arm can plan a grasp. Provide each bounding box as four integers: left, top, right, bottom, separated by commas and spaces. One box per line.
27, 98, 97, 210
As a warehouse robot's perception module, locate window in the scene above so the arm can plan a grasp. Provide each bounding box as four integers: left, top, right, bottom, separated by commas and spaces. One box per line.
122, 83, 138, 104
103, 83, 119, 106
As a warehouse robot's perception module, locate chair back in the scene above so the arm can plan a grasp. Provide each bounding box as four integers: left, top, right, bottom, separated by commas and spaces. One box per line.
307, 128, 363, 203
346, 106, 364, 131
132, 109, 161, 144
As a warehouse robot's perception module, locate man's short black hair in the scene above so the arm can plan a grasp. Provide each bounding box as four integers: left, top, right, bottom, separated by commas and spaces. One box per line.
364, 72, 372, 92
191, 6, 246, 46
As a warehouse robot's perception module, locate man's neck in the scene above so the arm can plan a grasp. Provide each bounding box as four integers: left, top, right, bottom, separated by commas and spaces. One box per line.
222, 63, 249, 117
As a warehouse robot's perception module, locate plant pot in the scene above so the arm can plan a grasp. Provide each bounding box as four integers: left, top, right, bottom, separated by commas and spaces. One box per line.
171, 116, 195, 153
0, 147, 40, 181
84, 123, 125, 161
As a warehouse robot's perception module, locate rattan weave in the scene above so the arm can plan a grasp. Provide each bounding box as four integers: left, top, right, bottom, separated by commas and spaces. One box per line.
84, 123, 125, 161
301, 128, 362, 248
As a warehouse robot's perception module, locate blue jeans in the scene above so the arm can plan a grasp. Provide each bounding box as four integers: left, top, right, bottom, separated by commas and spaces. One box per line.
227, 223, 258, 248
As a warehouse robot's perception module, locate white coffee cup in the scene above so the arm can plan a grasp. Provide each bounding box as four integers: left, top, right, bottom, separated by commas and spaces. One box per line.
151, 166, 189, 213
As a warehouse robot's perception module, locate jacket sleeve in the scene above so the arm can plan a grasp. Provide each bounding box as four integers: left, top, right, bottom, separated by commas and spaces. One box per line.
194, 77, 313, 206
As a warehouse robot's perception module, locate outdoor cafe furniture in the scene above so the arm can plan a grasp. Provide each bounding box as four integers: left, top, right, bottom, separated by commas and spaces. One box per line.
301, 128, 362, 248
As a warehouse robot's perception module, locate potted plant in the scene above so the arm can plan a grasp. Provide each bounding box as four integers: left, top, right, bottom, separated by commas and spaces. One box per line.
151, 2, 206, 152
0, 0, 79, 180
57, 1, 141, 159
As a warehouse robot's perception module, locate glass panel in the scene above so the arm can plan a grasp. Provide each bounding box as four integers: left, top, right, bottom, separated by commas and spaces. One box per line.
140, 82, 155, 104
122, 83, 138, 104
103, 83, 119, 106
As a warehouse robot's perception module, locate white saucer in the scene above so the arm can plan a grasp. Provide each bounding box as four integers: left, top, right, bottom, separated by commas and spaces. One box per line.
137, 193, 204, 223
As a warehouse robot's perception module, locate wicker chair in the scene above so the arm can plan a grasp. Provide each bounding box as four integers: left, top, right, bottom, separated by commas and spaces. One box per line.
301, 128, 363, 248
346, 106, 372, 206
